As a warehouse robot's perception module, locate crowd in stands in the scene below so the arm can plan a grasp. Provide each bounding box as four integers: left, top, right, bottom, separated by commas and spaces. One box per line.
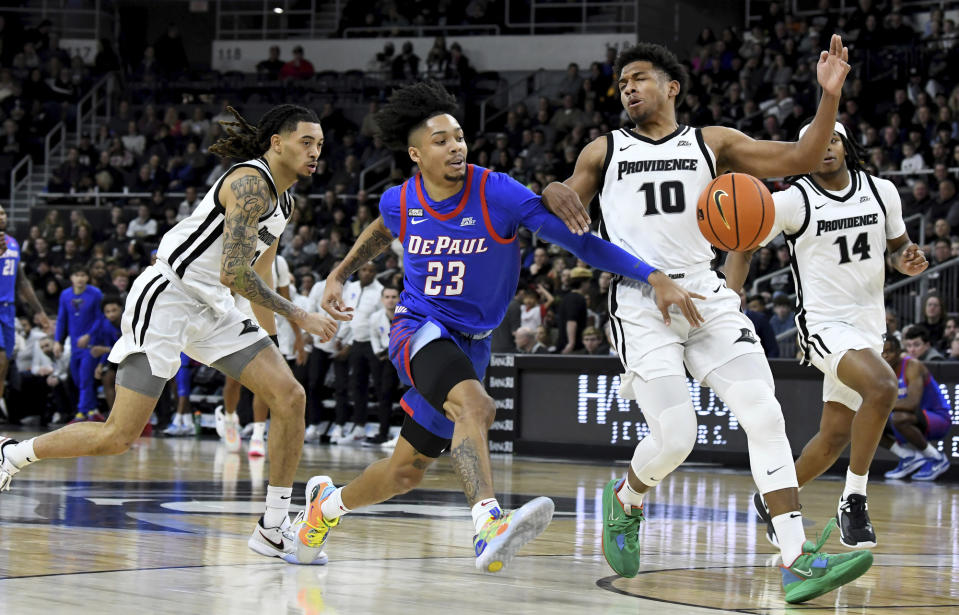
2, 1, 959, 433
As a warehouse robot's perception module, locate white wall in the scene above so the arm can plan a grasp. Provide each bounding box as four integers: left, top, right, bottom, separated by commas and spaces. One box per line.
212, 34, 637, 73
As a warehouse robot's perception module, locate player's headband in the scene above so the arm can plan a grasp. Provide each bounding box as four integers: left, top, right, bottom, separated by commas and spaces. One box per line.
798, 121, 847, 141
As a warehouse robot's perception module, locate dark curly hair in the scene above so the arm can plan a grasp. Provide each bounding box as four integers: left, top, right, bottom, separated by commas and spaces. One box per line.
375, 81, 460, 151
613, 43, 690, 108
209, 104, 319, 160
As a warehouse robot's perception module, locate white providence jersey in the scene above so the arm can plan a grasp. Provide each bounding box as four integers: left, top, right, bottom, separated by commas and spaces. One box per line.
762, 170, 906, 358
156, 157, 294, 312
598, 125, 718, 271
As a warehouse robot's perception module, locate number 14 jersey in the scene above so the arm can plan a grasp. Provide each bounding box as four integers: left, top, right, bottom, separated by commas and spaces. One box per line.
763, 169, 906, 340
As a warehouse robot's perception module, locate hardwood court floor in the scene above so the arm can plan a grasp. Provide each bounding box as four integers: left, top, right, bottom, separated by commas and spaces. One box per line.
0, 432, 956, 615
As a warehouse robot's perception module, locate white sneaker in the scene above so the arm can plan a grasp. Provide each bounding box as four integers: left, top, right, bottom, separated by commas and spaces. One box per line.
214, 405, 226, 438
381, 434, 399, 449
304, 424, 319, 443
224, 413, 241, 453
328, 423, 345, 444
178, 422, 195, 436
50, 412, 64, 425
249, 515, 322, 562
249, 437, 266, 458
335, 424, 365, 445
0, 436, 26, 491
163, 421, 183, 436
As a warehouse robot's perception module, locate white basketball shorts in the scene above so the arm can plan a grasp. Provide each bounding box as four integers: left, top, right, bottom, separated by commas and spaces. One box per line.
108, 265, 269, 380
607, 267, 765, 398
804, 321, 883, 410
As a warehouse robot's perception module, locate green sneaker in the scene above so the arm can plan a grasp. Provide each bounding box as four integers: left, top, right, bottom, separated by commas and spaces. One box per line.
601, 478, 644, 578
782, 518, 873, 604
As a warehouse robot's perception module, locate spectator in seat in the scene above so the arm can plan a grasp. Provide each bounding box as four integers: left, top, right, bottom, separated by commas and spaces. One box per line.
127, 204, 158, 241
178, 185, 200, 221
576, 326, 611, 356
366, 286, 401, 445
743, 293, 780, 358
931, 238, 953, 265
918, 293, 946, 346
903, 324, 945, 362
514, 326, 548, 354
22, 335, 71, 425
280, 45, 315, 80
391, 41, 420, 81
257, 45, 284, 80
83, 295, 122, 410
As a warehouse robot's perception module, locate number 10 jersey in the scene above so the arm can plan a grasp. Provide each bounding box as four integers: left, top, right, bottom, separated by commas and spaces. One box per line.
597, 125, 718, 272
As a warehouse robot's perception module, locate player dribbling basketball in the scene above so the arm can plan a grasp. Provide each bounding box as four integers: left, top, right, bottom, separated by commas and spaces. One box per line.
545, 35, 874, 603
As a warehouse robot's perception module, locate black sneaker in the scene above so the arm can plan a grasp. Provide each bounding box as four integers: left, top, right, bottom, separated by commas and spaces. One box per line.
837, 494, 876, 549
752, 492, 779, 547
362, 433, 389, 446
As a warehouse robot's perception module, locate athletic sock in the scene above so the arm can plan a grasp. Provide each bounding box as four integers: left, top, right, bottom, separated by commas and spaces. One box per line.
5, 438, 38, 468
320, 486, 351, 521
922, 443, 942, 459
773, 511, 806, 566
842, 467, 868, 499
616, 477, 645, 512
890, 442, 916, 459
263, 485, 292, 528
471, 497, 503, 533
251, 422, 266, 440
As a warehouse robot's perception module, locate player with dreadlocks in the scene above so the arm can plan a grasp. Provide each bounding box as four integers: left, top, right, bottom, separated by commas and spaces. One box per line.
726, 120, 928, 550
0, 104, 339, 564
291, 80, 701, 572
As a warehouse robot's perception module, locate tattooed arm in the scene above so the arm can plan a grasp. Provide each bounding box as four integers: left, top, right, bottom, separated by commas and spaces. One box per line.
220, 170, 338, 341
321, 216, 393, 321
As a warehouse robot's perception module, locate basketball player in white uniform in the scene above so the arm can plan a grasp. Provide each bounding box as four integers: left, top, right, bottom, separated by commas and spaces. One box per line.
0, 105, 337, 565
544, 36, 874, 602
217, 254, 304, 457
726, 122, 927, 549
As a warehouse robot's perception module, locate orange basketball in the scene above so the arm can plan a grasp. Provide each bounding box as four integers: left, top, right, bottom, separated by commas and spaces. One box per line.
696, 173, 775, 252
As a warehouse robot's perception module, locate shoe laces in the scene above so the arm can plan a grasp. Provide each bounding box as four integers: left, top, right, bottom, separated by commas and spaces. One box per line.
804, 517, 837, 554
607, 508, 644, 553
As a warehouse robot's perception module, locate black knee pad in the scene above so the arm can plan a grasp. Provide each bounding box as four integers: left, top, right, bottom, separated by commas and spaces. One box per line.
410, 339, 478, 412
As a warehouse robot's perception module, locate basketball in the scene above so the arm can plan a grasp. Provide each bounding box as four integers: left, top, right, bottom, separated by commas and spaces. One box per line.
696, 173, 775, 252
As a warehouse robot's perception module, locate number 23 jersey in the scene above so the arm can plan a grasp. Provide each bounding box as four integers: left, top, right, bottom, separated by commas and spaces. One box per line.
763, 170, 906, 338
378, 164, 537, 335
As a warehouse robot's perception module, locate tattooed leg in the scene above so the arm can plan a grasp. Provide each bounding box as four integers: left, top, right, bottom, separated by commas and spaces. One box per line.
446, 381, 496, 507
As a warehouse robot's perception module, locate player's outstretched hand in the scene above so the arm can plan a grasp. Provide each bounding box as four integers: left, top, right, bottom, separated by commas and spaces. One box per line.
297, 312, 339, 343
649, 271, 706, 327
542, 182, 591, 235
817, 34, 850, 97
898, 244, 928, 276
320, 277, 354, 321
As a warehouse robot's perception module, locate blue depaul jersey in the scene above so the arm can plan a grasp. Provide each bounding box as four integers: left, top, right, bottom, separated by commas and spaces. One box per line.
378, 164, 654, 334
0, 236, 21, 304
897, 355, 951, 418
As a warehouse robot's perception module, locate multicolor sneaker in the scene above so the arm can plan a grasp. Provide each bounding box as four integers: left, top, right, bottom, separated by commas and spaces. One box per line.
912, 455, 950, 481
601, 478, 644, 578
883, 455, 926, 479
290, 475, 339, 565
782, 518, 873, 603
473, 496, 554, 573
